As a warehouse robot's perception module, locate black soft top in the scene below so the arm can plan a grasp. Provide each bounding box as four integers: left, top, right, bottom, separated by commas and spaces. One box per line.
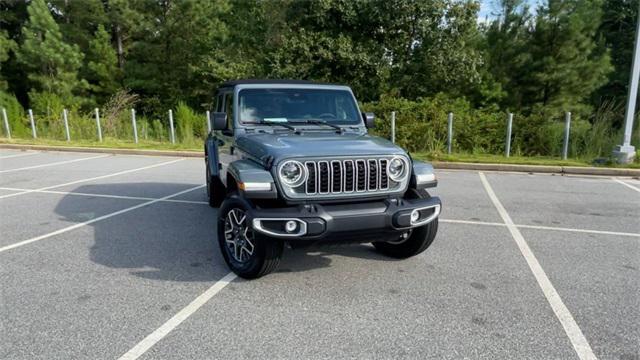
219, 79, 339, 88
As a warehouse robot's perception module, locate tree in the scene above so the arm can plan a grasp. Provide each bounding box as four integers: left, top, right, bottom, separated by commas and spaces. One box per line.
522, 0, 612, 113
595, 0, 639, 108
482, 0, 533, 109
0, 30, 16, 91
86, 25, 121, 105
124, 0, 231, 112
15, 0, 86, 108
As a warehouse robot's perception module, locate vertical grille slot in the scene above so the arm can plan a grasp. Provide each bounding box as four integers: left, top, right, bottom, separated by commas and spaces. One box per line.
318, 161, 330, 193
356, 160, 367, 192
344, 160, 354, 192
379, 159, 389, 189
331, 161, 342, 193
305, 162, 317, 194
368, 159, 378, 190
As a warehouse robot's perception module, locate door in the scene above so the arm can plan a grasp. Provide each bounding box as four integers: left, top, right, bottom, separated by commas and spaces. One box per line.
217, 92, 235, 186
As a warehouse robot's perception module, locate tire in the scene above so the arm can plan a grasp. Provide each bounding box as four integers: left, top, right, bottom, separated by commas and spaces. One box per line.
206, 156, 225, 207
217, 192, 284, 279
373, 189, 439, 259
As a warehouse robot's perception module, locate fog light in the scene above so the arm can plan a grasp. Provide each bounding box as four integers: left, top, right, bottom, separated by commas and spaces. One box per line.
285, 220, 298, 233
410, 209, 420, 223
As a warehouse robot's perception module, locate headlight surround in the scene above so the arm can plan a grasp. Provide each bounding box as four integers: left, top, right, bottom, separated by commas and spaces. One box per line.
387, 157, 408, 182
278, 160, 307, 187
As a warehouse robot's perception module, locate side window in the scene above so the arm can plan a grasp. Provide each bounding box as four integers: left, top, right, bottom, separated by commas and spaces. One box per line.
224, 93, 234, 130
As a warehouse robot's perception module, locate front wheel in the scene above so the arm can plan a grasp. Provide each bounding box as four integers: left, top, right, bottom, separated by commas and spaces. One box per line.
373, 189, 439, 258
217, 193, 283, 279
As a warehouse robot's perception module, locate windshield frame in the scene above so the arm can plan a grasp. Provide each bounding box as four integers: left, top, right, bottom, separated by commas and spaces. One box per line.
232, 84, 365, 130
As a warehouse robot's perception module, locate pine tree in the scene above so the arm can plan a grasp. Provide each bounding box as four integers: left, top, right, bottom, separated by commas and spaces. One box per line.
16, 0, 86, 108
86, 24, 121, 105
0, 30, 16, 91
523, 0, 612, 113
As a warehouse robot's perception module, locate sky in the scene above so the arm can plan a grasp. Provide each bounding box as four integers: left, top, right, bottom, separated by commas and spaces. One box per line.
478, 0, 546, 20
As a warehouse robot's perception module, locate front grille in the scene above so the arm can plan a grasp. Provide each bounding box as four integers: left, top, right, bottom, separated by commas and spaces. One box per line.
305, 158, 390, 195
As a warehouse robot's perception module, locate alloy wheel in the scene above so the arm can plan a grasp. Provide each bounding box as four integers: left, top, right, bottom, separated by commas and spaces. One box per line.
224, 208, 255, 263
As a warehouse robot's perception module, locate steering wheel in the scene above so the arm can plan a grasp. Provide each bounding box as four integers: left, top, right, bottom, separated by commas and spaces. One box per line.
317, 113, 337, 119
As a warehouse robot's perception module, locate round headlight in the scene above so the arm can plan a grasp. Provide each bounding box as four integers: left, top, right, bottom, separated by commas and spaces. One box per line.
278, 160, 306, 187
388, 157, 407, 181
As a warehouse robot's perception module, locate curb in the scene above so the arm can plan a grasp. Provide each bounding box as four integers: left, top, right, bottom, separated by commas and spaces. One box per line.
0, 143, 202, 158
1, 143, 638, 177
432, 161, 640, 177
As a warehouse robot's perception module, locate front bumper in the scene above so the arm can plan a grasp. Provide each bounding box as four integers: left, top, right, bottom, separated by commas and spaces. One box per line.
248, 196, 441, 243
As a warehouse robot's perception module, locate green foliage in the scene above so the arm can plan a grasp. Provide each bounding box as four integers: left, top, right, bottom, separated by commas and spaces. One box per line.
0, 0, 635, 163
363, 94, 623, 158
175, 102, 205, 145
0, 91, 28, 137
595, 0, 639, 109
0, 30, 17, 91
523, 0, 612, 114
16, 0, 86, 107
86, 25, 121, 106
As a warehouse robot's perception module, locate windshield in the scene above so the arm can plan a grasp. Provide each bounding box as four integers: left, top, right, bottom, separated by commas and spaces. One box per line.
238, 88, 361, 125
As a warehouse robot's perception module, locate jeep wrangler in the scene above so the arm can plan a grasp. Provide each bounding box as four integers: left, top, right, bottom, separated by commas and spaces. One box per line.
205, 80, 441, 279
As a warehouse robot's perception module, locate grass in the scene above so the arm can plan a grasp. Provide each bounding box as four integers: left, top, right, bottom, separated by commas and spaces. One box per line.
1, 137, 639, 169
413, 152, 640, 168
0, 137, 202, 152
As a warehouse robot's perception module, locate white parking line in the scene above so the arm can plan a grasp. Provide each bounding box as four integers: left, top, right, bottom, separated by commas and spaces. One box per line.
0, 186, 208, 205
117, 272, 237, 360
0, 158, 185, 200
515, 223, 639, 238
0, 184, 204, 253
440, 219, 640, 238
613, 178, 640, 193
0, 152, 38, 159
479, 172, 596, 360
0, 154, 109, 173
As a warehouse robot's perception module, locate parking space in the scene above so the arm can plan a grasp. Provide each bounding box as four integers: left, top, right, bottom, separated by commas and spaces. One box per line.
0, 150, 638, 359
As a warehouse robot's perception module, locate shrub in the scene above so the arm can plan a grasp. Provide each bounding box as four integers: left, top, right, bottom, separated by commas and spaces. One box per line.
0, 91, 28, 137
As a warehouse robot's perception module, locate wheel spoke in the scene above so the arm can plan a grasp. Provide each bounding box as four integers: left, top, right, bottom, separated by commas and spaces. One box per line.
224, 207, 254, 263
242, 228, 255, 255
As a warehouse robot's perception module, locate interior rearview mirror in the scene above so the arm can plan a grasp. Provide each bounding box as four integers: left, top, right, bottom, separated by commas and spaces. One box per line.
363, 112, 375, 129
211, 112, 227, 131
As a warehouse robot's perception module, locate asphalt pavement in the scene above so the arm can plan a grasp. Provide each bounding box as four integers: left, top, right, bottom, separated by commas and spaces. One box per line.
0, 149, 638, 360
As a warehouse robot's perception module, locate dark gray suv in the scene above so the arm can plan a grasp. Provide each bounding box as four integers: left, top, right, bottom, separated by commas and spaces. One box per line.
205, 80, 441, 278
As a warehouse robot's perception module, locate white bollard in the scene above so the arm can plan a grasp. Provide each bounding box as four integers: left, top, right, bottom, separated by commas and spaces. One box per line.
562, 112, 571, 160
168, 109, 175, 144
2, 108, 10, 139
505, 113, 513, 157
95, 108, 102, 142
63, 109, 70, 141
206, 110, 211, 133
29, 109, 37, 138
391, 111, 396, 143
131, 108, 138, 144
447, 112, 453, 154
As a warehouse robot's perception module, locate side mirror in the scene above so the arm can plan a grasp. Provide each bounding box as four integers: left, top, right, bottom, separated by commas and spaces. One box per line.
362, 112, 375, 129
211, 112, 227, 131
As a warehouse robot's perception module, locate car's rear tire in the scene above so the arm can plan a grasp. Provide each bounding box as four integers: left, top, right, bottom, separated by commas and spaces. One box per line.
217, 192, 284, 279
373, 189, 439, 258
206, 157, 225, 207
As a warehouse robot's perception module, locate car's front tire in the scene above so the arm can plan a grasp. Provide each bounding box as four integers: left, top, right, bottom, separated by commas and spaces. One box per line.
217, 192, 284, 279
373, 189, 439, 258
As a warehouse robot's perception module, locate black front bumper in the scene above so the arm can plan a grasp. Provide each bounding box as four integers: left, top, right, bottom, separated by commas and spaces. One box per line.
247, 196, 441, 244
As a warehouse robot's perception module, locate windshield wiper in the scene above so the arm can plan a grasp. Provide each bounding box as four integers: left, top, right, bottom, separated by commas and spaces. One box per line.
288, 119, 344, 133
244, 121, 300, 134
